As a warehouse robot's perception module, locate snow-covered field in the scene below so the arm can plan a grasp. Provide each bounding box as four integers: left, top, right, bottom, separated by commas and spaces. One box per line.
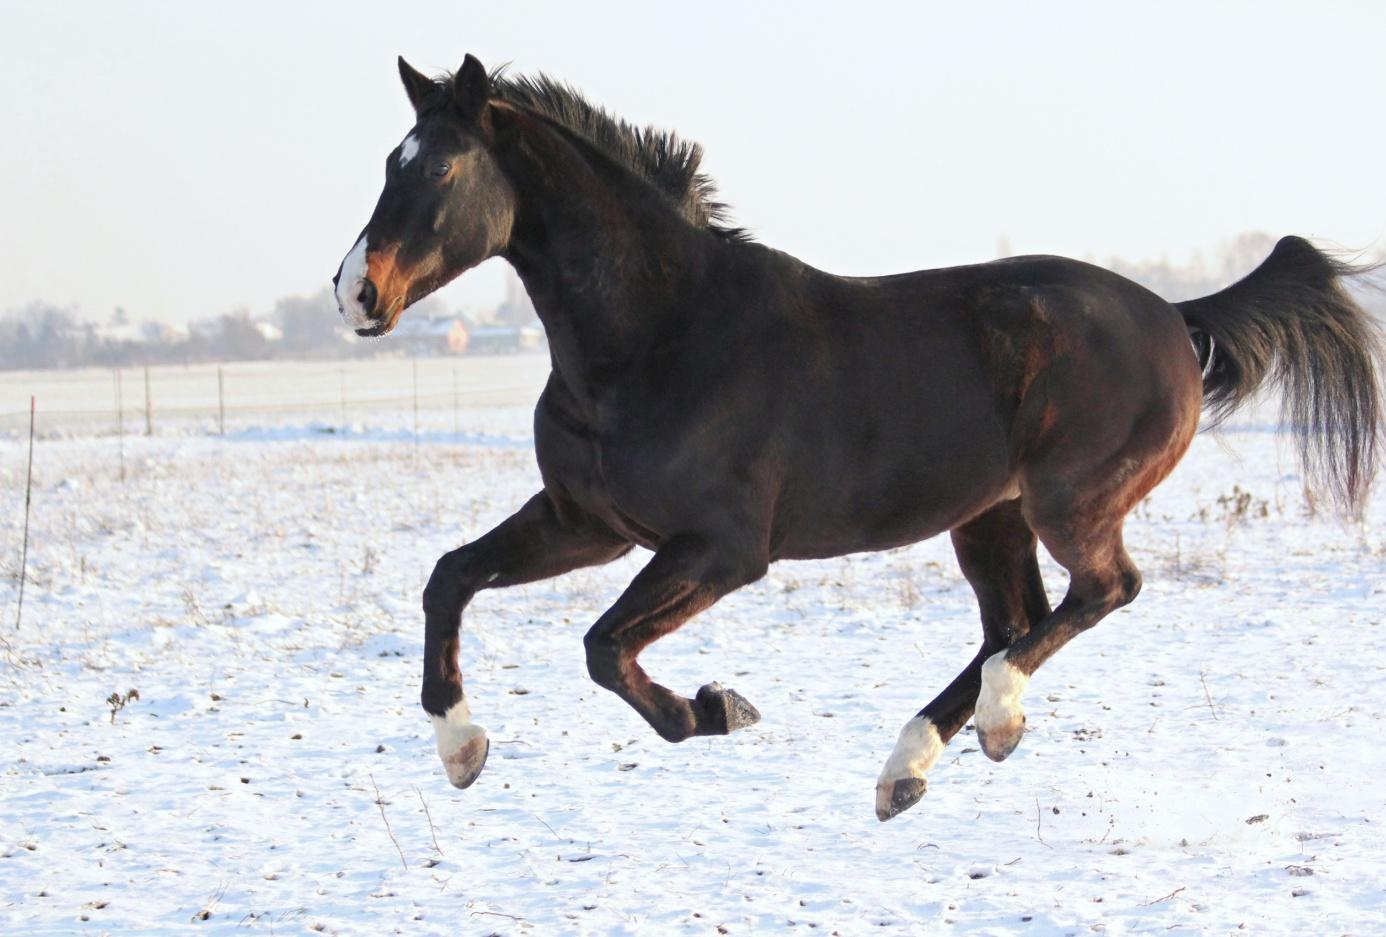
1, 359, 1384, 936
0, 355, 553, 439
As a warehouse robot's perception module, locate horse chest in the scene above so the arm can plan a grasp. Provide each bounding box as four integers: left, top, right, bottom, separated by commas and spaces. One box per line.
533, 394, 668, 547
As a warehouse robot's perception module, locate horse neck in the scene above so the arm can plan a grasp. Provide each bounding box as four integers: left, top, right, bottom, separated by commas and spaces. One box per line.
495, 116, 714, 396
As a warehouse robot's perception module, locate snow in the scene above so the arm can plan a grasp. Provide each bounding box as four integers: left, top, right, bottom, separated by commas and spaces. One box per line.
1, 362, 1384, 935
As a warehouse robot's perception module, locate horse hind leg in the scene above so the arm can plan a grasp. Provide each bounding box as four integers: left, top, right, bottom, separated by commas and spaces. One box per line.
876, 498, 1051, 821
973, 525, 1141, 761
973, 423, 1192, 762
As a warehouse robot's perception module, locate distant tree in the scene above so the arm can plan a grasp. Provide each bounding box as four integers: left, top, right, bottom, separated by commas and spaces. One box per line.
214, 309, 271, 360
1105, 232, 1278, 303
1215, 231, 1278, 284
0, 302, 88, 369
276, 288, 346, 356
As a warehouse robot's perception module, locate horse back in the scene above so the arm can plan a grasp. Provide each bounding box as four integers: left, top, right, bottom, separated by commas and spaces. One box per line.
748, 252, 1199, 557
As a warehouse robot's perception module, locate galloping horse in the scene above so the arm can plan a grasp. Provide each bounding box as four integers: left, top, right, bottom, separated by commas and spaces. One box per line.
334, 54, 1382, 821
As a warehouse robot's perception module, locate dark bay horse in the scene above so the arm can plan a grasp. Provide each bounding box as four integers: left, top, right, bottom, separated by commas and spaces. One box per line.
333, 54, 1383, 821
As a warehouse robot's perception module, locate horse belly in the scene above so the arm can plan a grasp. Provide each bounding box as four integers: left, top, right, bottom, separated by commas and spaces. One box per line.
773, 410, 1015, 560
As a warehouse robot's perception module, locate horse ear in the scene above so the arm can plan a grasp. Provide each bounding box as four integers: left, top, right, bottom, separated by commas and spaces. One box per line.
398, 57, 435, 113
453, 53, 490, 120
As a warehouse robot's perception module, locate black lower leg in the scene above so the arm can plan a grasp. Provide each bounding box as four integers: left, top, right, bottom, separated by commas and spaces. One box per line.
421, 491, 629, 716
584, 534, 767, 742
923, 499, 1050, 738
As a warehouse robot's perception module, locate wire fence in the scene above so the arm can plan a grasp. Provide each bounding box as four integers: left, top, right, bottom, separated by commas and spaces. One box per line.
0, 354, 552, 440
0, 351, 1301, 448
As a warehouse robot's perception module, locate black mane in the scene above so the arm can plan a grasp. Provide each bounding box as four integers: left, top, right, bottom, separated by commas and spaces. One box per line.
432, 67, 749, 242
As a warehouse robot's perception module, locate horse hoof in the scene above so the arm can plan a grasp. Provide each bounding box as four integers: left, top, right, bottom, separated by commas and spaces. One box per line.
976, 715, 1025, 762
431, 701, 490, 789
875, 776, 927, 822
696, 682, 761, 734
441, 730, 490, 788
875, 715, 944, 821
975, 651, 1029, 762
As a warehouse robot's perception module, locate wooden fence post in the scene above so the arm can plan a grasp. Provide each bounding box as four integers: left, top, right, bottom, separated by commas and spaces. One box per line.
15, 397, 34, 630
114, 369, 126, 482
143, 366, 152, 436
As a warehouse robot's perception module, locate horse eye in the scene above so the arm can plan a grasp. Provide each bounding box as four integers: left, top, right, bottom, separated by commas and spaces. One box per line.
430, 161, 451, 178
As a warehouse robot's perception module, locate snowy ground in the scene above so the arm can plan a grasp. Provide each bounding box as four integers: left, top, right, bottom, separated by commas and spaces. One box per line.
1, 368, 1384, 935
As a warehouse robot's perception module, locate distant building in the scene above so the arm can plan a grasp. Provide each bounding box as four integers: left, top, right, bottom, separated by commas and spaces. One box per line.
96, 320, 189, 344
462, 320, 544, 354
493, 269, 537, 327
390, 315, 471, 354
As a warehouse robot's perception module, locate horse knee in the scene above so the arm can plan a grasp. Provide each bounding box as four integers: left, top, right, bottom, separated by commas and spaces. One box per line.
725, 554, 769, 589
1096, 566, 1141, 611
1116, 564, 1142, 607
583, 630, 622, 691
422, 548, 480, 616
1070, 558, 1141, 615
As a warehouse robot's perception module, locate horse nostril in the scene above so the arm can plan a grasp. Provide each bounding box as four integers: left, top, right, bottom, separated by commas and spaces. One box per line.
357, 279, 378, 316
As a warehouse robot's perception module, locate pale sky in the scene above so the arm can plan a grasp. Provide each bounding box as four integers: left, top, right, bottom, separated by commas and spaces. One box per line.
2, 1, 1383, 325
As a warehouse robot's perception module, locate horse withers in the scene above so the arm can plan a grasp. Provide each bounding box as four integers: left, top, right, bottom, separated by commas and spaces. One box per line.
333, 54, 1383, 820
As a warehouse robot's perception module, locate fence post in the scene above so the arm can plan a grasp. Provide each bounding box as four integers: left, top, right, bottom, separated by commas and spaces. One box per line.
143, 366, 152, 437
15, 397, 34, 630
217, 366, 225, 436
114, 369, 125, 482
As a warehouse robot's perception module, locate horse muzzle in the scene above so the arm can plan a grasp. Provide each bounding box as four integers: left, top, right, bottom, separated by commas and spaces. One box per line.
334, 237, 410, 336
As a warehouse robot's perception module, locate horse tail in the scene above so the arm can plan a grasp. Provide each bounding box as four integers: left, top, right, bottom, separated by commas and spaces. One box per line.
1176, 235, 1384, 516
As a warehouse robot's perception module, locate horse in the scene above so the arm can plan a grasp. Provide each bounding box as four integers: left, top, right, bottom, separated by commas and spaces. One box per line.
333, 54, 1383, 821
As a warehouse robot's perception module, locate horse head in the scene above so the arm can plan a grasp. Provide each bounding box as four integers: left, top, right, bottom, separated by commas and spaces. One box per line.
333, 55, 514, 336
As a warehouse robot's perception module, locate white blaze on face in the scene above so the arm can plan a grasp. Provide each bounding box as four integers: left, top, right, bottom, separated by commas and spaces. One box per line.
399, 134, 420, 168
335, 236, 373, 330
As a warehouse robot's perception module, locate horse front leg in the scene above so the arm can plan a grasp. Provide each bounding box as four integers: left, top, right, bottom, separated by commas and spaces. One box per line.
422, 492, 630, 788
583, 534, 768, 743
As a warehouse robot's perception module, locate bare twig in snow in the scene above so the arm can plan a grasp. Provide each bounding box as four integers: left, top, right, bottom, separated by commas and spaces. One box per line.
1033, 796, 1051, 848
1143, 885, 1186, 906
1200, 671, 1219, 720
107, 689, 140, 724
370, 773, 408, 870
531, 811, 562, 843
191, 881, 228, 922
416, 786, 443, 856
